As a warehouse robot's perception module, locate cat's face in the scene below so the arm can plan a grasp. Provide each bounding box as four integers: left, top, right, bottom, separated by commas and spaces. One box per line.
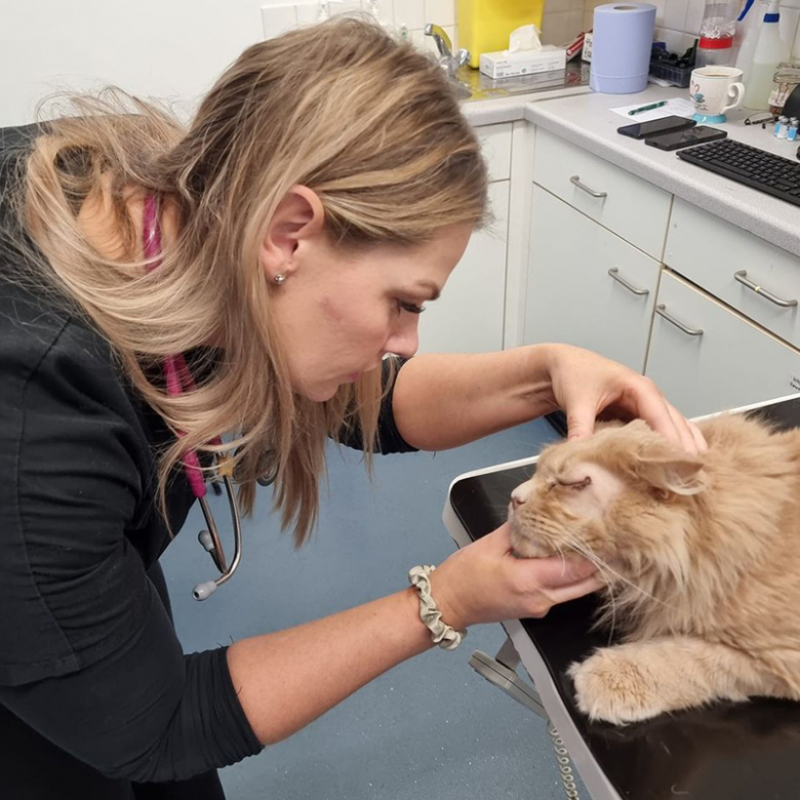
508, 421, 708, 568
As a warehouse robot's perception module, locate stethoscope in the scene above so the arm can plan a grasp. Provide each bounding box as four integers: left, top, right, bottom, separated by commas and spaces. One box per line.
157, 334, 279, 601
190, 453, 278, 601
143, 194, 276, 601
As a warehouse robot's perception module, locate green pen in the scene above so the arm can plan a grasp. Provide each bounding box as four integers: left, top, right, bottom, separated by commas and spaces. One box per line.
628, 100, 667, 116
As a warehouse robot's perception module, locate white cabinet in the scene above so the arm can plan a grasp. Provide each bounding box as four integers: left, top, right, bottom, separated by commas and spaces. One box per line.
666, 198, 800, 350
646, 272, 800, 418
523, 185, 661, 373
418, 179, 510, 354
476, 123, 512, 183
416, 122, 512, 355
533, 128, 672, 260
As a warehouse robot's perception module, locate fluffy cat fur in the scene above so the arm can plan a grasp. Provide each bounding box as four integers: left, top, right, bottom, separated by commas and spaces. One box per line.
507, 414, 800, 725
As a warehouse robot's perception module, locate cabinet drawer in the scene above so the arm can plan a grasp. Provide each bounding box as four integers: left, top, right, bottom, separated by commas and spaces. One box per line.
665, 198, 800, 349
646, 271, 800, 418
524, 186, 661, 373
533, 128, 671, 259
476, 122, 512, 183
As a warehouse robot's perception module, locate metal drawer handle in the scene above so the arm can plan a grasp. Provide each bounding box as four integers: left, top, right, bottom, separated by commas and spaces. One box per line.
570, 175, 607, 198
608, 268, 649, 296
734, 270, 798, 308
656, 304, 703, 337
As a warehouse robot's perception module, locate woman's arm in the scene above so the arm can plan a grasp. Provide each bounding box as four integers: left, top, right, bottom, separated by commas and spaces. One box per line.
227, 523, 600, 746
392, 346, 557, 451
227, 587, 431, 745
392, 344, 705, 454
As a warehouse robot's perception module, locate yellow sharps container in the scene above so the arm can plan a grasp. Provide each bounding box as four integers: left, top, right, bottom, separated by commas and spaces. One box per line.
457, 0, 547, 69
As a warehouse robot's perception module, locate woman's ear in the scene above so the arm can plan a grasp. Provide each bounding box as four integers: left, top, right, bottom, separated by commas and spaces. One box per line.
260, 186, 325, 280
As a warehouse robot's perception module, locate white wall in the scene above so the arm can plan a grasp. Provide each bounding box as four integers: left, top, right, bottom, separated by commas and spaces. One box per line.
584, 0, 800, 60
1, 0, 587, 128
1, 1, 271, 126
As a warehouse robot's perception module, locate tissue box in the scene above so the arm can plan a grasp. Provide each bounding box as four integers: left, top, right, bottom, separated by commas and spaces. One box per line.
480, 45, 567, 79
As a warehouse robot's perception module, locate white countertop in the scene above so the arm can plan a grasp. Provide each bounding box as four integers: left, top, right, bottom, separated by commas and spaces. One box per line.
461, 84, 592, 126
524, 85, 800, 258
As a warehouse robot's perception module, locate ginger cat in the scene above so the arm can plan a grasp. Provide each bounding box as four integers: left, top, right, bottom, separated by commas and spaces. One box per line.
507, 414, 800, 725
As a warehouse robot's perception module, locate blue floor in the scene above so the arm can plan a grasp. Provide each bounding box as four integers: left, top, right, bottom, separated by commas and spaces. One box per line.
160, 417, 587, 799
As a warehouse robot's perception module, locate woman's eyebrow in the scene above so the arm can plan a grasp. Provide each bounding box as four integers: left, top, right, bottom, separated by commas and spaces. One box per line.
415, 280, 441, 301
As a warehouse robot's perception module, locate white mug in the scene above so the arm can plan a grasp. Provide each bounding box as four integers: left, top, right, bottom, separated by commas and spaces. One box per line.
690, 66, 745, 124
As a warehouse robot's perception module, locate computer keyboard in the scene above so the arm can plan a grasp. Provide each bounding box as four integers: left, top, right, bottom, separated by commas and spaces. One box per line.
677, 138, 800, 207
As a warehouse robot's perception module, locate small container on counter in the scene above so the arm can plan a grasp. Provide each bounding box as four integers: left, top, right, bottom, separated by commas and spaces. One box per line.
769, 66, 800, 115
775, 115, 789, 138
788, 118, 799, 142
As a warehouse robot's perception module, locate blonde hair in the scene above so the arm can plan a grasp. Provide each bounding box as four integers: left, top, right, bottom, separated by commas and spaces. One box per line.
12, 17, 488, 544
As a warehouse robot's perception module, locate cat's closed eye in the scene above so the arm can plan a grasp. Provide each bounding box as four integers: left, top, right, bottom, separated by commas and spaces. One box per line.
555, 476, 592, 491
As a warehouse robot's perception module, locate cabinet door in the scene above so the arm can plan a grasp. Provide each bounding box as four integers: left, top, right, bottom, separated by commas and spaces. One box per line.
646, 271, 800, 418
476, 122, 512, 183
523, 185, 661, 373
417, 180, 509, 354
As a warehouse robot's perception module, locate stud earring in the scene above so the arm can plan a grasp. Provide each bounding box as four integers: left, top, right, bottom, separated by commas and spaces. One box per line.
273, 273, 287, 285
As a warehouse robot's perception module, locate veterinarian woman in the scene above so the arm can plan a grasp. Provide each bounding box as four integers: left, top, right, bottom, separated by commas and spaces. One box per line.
0, 19, 705, 800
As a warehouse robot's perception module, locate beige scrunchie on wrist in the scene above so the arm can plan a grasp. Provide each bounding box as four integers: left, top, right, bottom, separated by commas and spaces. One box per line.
408, 565, 467, 651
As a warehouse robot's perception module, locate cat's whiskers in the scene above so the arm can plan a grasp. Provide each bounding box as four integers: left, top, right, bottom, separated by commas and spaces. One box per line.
555, 531, 618, 642
527, 514, 675, 619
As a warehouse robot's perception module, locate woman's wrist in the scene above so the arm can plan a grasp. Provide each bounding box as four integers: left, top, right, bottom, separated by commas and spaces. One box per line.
426, 559, 470, 633
516, 343, 561, 417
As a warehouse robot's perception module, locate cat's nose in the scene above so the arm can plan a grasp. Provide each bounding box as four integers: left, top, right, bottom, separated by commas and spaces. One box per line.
511, 484, 531, 509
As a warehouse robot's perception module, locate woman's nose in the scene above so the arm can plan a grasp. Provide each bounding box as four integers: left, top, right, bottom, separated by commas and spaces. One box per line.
385, 319, 419, 360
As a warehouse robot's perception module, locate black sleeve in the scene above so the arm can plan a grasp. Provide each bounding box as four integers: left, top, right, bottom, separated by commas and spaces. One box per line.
0, 312, 262, 782
337, 357, 419, 455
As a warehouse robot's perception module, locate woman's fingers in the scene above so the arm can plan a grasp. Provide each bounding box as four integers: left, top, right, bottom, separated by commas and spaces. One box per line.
664, 400, 700, 455
688, 417, 709, 453
565, 398, 599, 442
623, 380, 705, 455
627, 381, 683, 447
518, 553, 598, 587
545, 574, 606, 606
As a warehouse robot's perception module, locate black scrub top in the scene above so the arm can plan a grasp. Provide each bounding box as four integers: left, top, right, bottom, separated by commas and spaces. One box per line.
0, 126, 418, 789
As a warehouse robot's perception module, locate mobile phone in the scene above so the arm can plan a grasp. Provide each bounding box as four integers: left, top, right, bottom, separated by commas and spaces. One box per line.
617, 115, 697, 140
645, 126, 728, 152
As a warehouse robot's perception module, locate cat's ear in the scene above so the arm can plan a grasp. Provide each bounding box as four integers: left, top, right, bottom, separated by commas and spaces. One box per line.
636, 456, 708, 496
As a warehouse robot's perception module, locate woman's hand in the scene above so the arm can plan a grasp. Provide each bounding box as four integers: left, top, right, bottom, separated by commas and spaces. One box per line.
428, 523, 603, 631
544, 344, 707, 454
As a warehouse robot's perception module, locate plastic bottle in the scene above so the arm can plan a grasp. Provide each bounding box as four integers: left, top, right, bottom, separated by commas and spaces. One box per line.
696, 1, 739, 68
744, 0, 791, 110
735, 0, 769, 81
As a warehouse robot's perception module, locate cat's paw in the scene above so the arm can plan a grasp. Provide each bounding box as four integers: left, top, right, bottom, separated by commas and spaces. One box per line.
568, 649, 667, 725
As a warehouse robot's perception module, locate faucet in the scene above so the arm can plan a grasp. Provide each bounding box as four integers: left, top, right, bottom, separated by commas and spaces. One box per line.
424, 24, 471, 82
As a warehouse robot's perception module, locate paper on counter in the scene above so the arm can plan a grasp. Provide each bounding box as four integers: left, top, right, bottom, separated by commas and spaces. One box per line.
610, 97, 696, 122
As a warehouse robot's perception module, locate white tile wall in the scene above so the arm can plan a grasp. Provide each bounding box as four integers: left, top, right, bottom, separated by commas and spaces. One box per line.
584, 0, 800, 61
259, 0, 588, 57
260, 0, 800, 60
541, 0, 589, 45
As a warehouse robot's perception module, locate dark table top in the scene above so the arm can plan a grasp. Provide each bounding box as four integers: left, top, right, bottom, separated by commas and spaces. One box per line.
449, 397, 800, 800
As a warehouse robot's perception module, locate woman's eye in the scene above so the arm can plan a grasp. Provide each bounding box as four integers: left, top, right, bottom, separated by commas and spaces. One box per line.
398, 300, 426, 315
